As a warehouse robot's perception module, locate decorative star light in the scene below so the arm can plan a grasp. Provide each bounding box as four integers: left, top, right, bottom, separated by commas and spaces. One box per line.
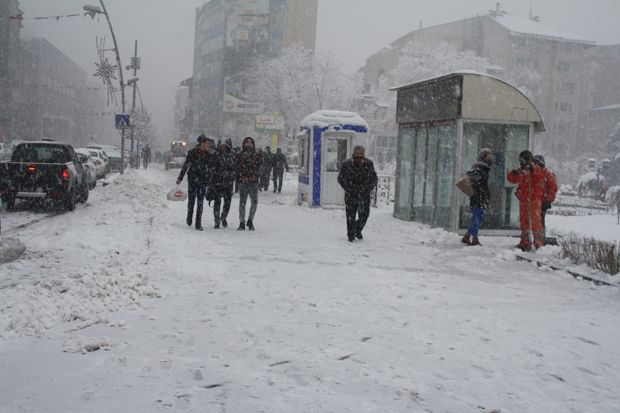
93, 37, 118, 105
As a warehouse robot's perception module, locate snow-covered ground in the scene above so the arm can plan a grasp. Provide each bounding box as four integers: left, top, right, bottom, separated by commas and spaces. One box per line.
1, 165, 619, 413
547, 213, 620, 243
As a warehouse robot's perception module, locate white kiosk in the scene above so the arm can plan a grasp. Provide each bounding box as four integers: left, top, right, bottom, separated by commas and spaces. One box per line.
297, 110, 369, 207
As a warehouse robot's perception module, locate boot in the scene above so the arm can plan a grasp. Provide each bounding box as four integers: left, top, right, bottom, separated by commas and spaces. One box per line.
222, 218, 228, 228
470, 236, 481, 246
195, 225, 203, 231
461, 233, 471, 245
247, 220, 255, 231
238, 221, 245, 231
186, 211, 193, 226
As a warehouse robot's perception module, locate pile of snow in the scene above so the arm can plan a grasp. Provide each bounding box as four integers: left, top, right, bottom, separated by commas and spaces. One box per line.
300, 110, 368, 131
0, 237, 25, 264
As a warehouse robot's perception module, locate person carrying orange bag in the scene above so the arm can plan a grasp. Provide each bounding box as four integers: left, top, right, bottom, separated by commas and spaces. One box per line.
507, 150, 547, 251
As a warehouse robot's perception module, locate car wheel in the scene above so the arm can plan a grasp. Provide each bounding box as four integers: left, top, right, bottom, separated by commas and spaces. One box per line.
65, 190, 76, 212
80, 183, 89, 203
6, 194, 15, 212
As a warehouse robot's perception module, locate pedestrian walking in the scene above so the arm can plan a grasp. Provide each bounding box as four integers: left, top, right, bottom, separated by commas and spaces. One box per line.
461, 148, 493, 246
259, 146, 273, 192
212, 139, 236, 229
142, 144, 151, 169
271, 148, 289, 193
236, 136, 262, 231
533, 154, 558, 238
337, 145, 378, 242
507, 150, 546, 251
177, 134, 212, 231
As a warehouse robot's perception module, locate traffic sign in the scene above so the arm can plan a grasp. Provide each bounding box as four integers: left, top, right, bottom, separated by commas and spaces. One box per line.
115, 114, 131, 129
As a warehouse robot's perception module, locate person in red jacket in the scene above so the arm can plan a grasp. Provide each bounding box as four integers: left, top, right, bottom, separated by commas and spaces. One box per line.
533, 154, 558, 237
507, 150, 547, 251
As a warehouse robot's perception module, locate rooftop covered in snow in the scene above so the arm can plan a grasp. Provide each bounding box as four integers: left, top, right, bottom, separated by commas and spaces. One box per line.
490, 13, 595, 45
299, 110, 368, 132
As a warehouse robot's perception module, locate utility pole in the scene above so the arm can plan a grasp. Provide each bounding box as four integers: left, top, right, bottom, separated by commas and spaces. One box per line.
130, 40, 139, 168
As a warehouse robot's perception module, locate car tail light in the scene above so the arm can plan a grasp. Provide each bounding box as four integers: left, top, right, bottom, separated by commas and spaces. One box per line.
27, 164, 37, 173
61, 168, 70, 181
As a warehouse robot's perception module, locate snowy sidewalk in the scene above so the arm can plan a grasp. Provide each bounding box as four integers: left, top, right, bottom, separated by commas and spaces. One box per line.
1, 165, 619, 413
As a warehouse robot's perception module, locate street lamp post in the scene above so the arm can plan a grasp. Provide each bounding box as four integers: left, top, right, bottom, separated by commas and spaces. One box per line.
84, 1, 127, 174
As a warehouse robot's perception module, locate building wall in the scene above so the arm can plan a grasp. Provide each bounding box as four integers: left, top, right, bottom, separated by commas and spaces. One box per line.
18, 38, 89, 145
191, 0, 317, 139
360, 13, 595, 160
0, 0, 21, 141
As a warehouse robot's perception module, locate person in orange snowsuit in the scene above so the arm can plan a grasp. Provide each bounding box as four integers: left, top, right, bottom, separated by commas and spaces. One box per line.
507, 150, 547, 251
533, 154, 558, 237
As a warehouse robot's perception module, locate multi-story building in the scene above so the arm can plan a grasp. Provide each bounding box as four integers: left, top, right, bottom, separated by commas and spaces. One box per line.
583, 44, 620, 154
0, 0, 22, 141
191, 0, 317, 142
17, 38, 91, 146
360, 6, 596, 160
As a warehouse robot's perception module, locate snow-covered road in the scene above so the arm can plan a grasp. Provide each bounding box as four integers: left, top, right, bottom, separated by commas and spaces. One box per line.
1, 165, 619, 413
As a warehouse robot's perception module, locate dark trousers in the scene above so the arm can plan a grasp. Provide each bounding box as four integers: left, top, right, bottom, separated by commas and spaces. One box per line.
272, 169, 284, 192
239, 183, 258, 223
187, 182, 206, 227
345, 196, 371, 239
542, 203, 551, 237
260, 172, 271, 191
214, 188, 233, 224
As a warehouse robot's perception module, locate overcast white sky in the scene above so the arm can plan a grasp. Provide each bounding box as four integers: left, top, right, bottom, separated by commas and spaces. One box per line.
16, 0, 620, 142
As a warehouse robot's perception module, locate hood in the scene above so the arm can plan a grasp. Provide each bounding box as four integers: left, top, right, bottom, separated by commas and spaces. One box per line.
242, 136, 255, 150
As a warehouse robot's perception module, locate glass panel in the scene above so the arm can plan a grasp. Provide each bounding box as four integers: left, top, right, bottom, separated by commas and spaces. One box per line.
298, 134, 307, 174
325, 139, 347, 172
413, 129, 427, 207
434, 124, 457, 228
396, 128, 415, 214
424, 128, 437, 206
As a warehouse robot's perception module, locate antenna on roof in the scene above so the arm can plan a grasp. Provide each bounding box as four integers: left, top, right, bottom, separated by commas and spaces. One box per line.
489, 2, 506, 17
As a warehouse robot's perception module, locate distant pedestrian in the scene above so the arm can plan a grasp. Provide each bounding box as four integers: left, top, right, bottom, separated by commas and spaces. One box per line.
461, 148, 493, 246
337, 145, 378, 242
212, 139, 236, 229
259, 146, 273, 191
533, 154, 558, 237
177, 134, 211, 231
271, 148, 289, 193
236, 136, 262, 231
507, 150, 546, 251
141, 144, 151, 169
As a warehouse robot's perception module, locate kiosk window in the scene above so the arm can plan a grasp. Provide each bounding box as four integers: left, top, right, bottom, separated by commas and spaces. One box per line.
326, 139, 347, 172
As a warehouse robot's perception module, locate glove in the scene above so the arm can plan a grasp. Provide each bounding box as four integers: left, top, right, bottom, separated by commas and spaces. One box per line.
510, 169, 519, 176
176, 179, 181, 185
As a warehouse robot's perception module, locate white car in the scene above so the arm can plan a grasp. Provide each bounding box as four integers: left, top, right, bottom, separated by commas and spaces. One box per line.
84, 148, 108, 178
75, 148, 98, 189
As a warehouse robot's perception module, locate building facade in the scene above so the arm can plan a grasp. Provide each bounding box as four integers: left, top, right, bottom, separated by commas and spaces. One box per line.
360, 8, 595, 160
0, 0, 22, 142
17, 38, 90, 145
191, 0, 317, 143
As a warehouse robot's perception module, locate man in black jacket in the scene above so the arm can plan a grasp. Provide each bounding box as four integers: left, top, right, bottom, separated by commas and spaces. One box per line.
271, 148, 289, 193
177, 134, 212, 231
236, 137, 262, 231
461, 148, 493, 246
337, 145, 378, 242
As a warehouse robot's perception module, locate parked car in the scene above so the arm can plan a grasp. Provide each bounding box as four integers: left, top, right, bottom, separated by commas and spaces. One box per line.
74, 148, 97, 189
87, 143, 119, 172
86, 149, 108, 178
0, 141, 88, 211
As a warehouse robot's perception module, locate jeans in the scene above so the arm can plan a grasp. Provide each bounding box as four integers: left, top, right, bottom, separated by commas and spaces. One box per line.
187, 182, 207, 227
468, 207, 484, 237
213, 186, 233, 224
239, 182, 258, 223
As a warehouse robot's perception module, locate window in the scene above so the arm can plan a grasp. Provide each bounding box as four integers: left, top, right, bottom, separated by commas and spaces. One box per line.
557, 61, 572, 71
554, 102, 573, 112
298, 133, 308, 174
325, 139, 347, 172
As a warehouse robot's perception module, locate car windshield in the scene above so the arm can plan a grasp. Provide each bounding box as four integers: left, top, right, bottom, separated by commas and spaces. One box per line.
12, 144, 70, 163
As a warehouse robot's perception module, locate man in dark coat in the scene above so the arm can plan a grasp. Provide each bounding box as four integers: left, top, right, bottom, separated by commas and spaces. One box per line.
271, 148, 289, 193
177, 134, 212, 231
337, 145, 378, 242
141, 144, 151, 169
461, 148, 493, 246
236, 136, 262, 231
212, 139, 236, 229
259, 146, 273, 192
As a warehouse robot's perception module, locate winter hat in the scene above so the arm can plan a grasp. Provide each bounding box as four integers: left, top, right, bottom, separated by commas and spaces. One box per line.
224, 138, 233, 148
242, 136, 255, 149
197, 134, 207, 143
519, 150, 533, 165
477, 148, 493, 164
533, 154, 545, 167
